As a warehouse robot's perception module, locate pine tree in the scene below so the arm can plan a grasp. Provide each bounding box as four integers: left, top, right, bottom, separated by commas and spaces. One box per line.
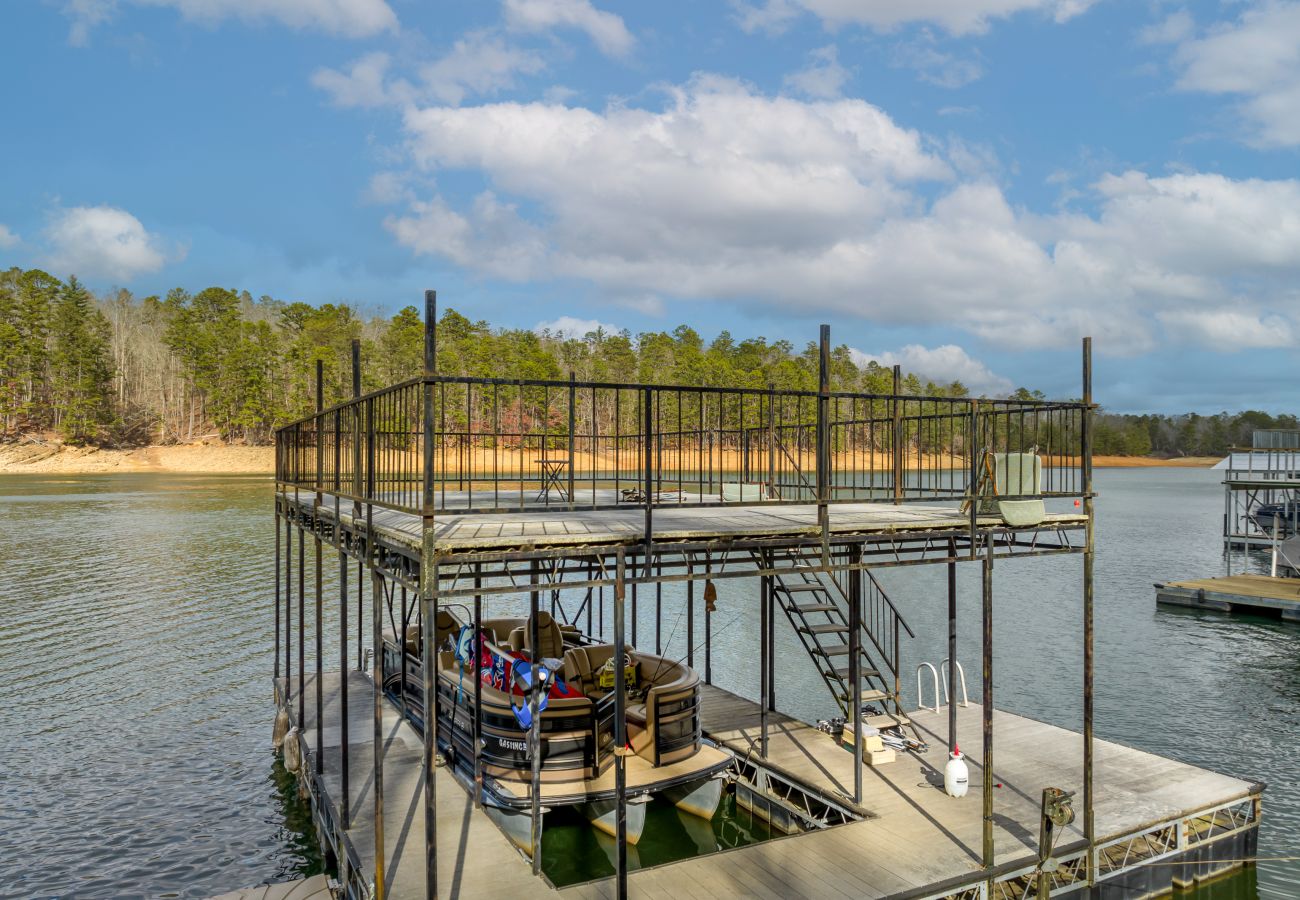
49, 276, 116, 444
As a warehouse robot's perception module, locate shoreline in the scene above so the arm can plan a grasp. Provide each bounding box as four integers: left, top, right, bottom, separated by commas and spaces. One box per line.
0, 442, 1224, 476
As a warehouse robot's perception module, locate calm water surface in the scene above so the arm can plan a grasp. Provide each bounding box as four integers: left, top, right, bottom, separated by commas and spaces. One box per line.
1, 469, 1295, 897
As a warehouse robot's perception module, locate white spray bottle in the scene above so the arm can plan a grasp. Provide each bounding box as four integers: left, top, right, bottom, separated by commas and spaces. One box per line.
944, 743, 969, 798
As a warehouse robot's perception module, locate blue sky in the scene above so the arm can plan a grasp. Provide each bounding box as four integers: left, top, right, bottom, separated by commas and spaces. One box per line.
2, 1, 1299, 412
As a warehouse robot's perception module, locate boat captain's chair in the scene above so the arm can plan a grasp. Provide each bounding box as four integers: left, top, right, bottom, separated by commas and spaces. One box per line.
508, 611, 565, 661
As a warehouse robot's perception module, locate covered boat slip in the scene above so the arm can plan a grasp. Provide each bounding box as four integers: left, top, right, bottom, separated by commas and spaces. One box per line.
273, 304, 1264, 898
278, 671, 1260, 900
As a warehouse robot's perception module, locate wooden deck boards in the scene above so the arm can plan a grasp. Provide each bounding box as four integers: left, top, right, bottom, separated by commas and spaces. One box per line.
696, 685, 1255, 889
280, 674, 1254, 899
1156, 574, 1300, 619
284, 489, 1085, 553
281, 671, 540, 900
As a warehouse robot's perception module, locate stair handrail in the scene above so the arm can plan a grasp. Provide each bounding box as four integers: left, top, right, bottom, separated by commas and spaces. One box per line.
917, 662, 940, 713
939, 658, 970, 707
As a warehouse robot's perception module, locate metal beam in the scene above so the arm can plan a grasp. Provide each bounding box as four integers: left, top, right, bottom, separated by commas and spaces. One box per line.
982, 535, 995, 875
614, 550, 628, 900
421, 289, 437, 900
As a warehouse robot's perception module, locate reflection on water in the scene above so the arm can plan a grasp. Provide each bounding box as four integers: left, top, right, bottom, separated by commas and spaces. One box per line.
2, 469, 1296, 897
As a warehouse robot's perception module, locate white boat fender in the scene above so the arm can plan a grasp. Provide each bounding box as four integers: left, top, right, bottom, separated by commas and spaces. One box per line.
944, 745, 969, 798
284, 726, 302, 774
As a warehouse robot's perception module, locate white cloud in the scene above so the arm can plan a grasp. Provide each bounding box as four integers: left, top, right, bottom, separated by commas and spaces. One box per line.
63, 0, 398, 42
503, 0, 634, 57
891, 33, 985, 87
850, 344, 1014, 394
534, 315, 622, 339
421, 31, 547, 105
381, 77, 1300, 355
1138, 9, 1194, 46
784, 45, 851, 98
1159, 308, 1294, 349
312, 52, 406, 108
734, 0, 1095, 36
1168, 2, 1300, 147
313, 34, 547, 110
0, 225, 19, 249
42, 205, 174, 281
732, 0, 802, 34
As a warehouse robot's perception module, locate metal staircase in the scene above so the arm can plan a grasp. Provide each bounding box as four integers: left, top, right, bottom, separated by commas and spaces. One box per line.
766, 550, 916, 732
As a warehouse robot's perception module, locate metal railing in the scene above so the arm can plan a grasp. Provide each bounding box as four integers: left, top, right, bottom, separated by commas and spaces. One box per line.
276, 374, 1089, 516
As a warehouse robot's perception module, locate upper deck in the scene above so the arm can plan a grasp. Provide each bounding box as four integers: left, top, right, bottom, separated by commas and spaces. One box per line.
274, 362, 1092, 564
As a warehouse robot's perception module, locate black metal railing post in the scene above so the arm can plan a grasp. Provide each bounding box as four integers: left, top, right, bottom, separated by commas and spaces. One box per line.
892, 365, 903, 504
817, 325, 830, 558
568, 370, 576, 508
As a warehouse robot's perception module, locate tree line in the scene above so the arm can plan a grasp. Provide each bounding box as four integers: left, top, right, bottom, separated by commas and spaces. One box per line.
0, 266, 1289, 456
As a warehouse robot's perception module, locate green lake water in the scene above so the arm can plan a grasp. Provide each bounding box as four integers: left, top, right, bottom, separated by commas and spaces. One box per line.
0, 469, 1295, 897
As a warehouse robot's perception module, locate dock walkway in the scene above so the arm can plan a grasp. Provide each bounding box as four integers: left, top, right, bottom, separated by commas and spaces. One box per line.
1155, 574, 1300, 621
281, 674, 1259, 899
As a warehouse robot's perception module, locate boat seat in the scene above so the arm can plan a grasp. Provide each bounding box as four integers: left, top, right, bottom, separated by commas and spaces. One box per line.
562, 643, 634, 695
626, 703, 647, 726
508, 611, 565, 661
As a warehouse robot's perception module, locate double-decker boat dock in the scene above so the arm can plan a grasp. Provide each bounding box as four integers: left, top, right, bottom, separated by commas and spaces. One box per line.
270, 294, 1261, 899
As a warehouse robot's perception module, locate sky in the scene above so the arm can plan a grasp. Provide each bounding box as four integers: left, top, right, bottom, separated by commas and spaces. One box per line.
2, 0, 1299, 413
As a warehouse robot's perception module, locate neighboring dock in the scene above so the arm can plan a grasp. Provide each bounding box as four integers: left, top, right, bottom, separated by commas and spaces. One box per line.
1155, 574, 1300, 621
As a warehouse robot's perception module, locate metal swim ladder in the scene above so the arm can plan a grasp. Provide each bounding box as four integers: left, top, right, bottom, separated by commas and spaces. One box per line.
917, 658, 970, 712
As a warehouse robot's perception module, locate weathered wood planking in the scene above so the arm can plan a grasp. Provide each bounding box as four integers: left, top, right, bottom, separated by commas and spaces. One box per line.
283, 489, 1085, 553
697, 685, 1257, 892
1156, 574, 1300, 620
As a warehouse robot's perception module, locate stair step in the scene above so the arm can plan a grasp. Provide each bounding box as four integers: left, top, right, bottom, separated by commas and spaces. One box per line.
864, 712, 910, 730
836, 688, 889, 703
791, 603, 839, 613
775, 583, 826, 594
800, 623, 849, 635
831, 666, 882, 681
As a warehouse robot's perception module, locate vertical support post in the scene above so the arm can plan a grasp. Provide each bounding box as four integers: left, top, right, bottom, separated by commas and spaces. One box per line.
704, 562, 712, 686
275, 498, 281, 686
968, 400, 980, 559
817, 325, 830, 560
420, 289, 438, 900
368, 397, 387, 900
529, 565, 542, 875
1082, 336, 1096, 884
849, 548, 862, 805
314, 360, 324, 776
655, 577, 662, 655
339, 535, 350, 829
285, 512, 292, 704
981, 535, 994, 876
687, 574, 695, 669
474, 564, 484, 809
759, 552, 769, 758
567, 371, 576, 508
948, 545, 958, 754
298, 498, 305, 742
892, 365, 903, 504
613, 551, 629, 900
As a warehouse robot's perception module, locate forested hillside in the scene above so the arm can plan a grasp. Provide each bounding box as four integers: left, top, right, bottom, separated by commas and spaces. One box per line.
0, 266, 1290, 454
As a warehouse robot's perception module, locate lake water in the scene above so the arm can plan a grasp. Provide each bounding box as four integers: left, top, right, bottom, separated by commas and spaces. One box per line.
1, 469, 1295, 898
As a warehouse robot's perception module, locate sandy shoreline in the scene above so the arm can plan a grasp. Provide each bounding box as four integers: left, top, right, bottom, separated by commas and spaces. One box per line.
0, 442, 1223, 476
